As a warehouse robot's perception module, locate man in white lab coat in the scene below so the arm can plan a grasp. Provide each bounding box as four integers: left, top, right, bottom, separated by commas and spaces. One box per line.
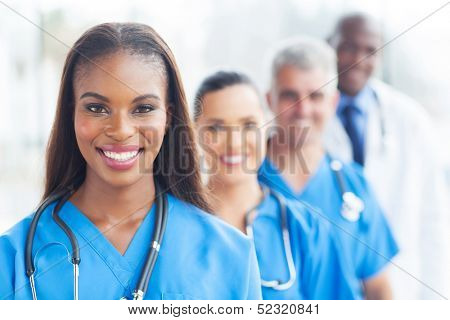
324, 13, 449, 299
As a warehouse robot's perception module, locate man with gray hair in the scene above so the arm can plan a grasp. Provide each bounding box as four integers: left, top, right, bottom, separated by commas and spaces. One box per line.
325, 13, 449, 299
258, 36, 399, 299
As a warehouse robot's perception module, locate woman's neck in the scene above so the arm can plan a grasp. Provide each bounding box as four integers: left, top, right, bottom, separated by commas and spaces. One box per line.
268, 137, 325, 193
71, 170, 155, 226
209, 176, 264, 233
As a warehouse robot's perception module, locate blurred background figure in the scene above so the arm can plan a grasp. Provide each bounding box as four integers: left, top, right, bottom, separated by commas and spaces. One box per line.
324, 13, 449, 299
259, 37, 398, 299
194, 70, 359, 299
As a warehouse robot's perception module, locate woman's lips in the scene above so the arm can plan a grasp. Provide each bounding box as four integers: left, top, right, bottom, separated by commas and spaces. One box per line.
99, 144, 141, 152
220, 154, 245, 167
96, 145, 143, 171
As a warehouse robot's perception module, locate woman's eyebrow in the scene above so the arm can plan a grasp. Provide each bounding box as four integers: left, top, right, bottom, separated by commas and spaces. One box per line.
132, 94, 161, 103
79, 92, 110, 102
240, 116, 257, 122
78, 92, 160, 103
204, 118, 224, 124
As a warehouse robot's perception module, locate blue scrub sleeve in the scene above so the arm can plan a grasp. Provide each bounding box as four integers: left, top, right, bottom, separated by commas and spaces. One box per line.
358, 191, 399, 280
349, 164, 399, 280
0, 235, 15, 300
245, 242, 263, 299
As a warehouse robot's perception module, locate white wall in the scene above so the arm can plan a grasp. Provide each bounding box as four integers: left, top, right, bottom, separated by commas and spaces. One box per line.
1, 0, 449, 232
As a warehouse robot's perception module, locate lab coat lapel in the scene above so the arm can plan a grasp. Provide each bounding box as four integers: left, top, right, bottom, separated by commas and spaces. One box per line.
363, 87, 384, 171
364, 81, 398, 172
323, 115, 352, 162
324, 80, 395, 171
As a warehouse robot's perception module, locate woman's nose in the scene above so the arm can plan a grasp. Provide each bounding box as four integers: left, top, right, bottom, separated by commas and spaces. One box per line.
226, 127, 244, 150
104, 112, 136, 141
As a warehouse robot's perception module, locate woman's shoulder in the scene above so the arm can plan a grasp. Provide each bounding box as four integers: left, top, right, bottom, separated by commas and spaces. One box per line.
167, 194, 253, 252
0, 213, 36, 299
0, 200, 58, 252
165, 194, 262, 299
0, 214, 34, 250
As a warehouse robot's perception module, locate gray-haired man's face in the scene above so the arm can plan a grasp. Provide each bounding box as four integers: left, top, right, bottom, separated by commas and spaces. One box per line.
268, 65, 338, 148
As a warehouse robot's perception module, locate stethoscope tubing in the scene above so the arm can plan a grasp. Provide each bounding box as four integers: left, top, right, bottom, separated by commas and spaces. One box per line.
246, 187, 297, 291
25, 181, 167, 300
133, 182, 168, 300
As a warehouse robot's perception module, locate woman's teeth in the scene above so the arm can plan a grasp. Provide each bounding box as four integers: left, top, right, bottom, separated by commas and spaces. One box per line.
103, 150, 139, 162
222, 155, 243, 164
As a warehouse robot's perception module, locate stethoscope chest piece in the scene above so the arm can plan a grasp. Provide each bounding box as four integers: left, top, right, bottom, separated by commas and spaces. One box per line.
329, 157, 365, 222
341, 191, 364, 222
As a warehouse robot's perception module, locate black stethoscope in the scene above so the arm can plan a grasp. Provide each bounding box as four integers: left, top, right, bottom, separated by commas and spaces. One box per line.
328, 156, 365, 222
25, 181, 168, 300
245, 187, 297, 291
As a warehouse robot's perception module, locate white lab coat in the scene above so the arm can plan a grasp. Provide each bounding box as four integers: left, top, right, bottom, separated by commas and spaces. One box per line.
324, 79, 450, 299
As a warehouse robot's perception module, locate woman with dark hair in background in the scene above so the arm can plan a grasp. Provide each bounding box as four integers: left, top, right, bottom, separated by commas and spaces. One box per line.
194, 70, 358, 299
0, 23, 261, 300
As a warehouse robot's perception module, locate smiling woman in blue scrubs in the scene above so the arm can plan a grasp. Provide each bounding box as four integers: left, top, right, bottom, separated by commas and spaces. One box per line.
0, 23, 262, 300
193, 71, 358, 299
258, 37, 398, 299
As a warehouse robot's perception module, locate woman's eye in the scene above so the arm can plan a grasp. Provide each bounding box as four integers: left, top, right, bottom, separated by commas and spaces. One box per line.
86, 104, 108, 114
134, 104, 155, 114
243, 121, 258, 130
208, 124, 225, 132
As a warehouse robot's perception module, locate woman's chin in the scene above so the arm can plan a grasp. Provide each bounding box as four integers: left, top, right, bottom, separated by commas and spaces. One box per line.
216, 170, 256, 187
93, 166, 148, 189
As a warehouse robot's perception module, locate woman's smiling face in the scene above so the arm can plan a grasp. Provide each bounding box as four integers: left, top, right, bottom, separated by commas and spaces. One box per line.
196, 84, 267, 187
73, 51, 169, 188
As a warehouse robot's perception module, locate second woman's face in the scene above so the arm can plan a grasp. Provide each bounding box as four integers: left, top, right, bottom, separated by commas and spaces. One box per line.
196, 84, 267, 186
73, 51, 169, 188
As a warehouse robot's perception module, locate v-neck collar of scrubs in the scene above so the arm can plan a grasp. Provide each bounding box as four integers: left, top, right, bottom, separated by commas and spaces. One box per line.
262, 156, 329, 199
58, 200, 157, 287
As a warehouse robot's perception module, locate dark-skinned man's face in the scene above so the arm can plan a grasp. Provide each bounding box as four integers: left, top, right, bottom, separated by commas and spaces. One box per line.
336, 22, 382, 96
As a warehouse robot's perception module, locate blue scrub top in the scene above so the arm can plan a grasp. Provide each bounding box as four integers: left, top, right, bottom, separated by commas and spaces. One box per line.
0, 194, 262, 300
252, 191, 359, 300
258, 156, 399, 299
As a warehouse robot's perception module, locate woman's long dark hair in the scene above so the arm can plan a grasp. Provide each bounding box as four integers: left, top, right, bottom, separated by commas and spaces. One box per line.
44, 22, 210, 212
